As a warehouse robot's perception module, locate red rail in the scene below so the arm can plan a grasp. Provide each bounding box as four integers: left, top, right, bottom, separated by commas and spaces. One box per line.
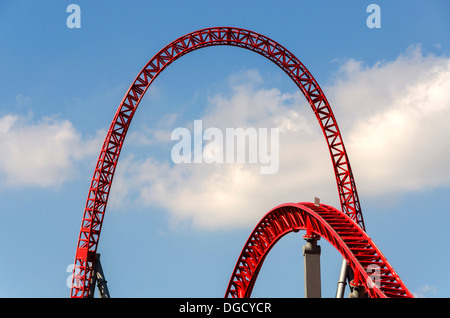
226, 202, 412, 298
72, 27, 366, 297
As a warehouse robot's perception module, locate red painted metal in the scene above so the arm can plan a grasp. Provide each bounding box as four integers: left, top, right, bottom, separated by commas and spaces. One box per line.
225, 202, 413, 298
71, 27, 365, 297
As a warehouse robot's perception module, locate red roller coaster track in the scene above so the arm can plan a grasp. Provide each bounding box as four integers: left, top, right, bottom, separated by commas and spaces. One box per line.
71, 27, 409, 298
225, 202, 412, 298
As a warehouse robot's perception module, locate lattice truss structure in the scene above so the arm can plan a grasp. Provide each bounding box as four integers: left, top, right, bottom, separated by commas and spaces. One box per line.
226, 202, 411, 298
71, 27, 411, 298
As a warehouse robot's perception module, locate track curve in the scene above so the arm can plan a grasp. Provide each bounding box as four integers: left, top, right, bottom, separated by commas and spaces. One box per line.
71, 27, 364, 297
225, 202, 413, 298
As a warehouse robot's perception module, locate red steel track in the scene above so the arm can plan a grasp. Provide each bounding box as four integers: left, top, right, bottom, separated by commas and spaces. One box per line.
71, 27, 409, 298
225, 202, 412, 298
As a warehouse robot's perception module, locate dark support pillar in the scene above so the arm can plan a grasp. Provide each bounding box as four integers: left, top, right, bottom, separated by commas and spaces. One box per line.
88, 253, 110, 298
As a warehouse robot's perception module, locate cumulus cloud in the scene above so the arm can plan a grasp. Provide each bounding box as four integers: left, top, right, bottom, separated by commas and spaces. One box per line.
0, 114, 101, 188
109, 46, 450, 230
109, 70, 338, 229
328, 45, 450, 199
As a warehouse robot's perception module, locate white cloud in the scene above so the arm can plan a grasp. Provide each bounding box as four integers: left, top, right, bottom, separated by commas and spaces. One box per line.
328, 46, 450, 199
412, 285, 438, 298
0, 114, 102, 188
110, 70, 338, 230
126, 113, 178, 146
109, 46, 450, 230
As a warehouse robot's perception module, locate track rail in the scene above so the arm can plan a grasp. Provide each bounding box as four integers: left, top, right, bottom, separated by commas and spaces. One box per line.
225, 202, 412, 298
71, 27, 364, 297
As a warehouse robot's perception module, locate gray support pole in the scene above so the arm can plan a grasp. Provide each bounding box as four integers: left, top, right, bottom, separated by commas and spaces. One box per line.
303, 235, 321, 298
335, 259, 348, 298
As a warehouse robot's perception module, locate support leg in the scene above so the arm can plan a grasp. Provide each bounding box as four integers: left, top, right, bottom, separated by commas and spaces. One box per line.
303, 234, 321, 298
88, 253, 110, 298
348, 270, 365, 298
335, 259, 348, 298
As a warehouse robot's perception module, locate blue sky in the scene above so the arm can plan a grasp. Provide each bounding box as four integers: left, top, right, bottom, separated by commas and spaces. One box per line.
0, 1, 449, 298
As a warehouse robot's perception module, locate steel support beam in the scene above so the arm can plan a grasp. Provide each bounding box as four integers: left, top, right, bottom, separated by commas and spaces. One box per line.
348, 269, 366, 298
335, 259, 348, 298
348, 281, 365, 298
88, 253, 110, 298
303, 235, 321, 298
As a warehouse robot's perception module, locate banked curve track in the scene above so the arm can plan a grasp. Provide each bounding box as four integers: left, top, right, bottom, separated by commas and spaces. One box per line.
70, 27, 410, 298
225, 202, 413, 298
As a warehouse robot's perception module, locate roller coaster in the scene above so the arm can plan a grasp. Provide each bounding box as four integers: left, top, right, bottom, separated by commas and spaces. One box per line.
70, 27, 413, 298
